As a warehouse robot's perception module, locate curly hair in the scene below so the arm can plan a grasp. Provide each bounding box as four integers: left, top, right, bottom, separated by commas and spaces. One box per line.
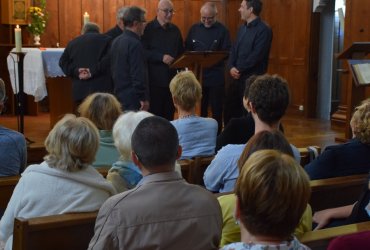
248, 74, 290, 125
350, 99, 370, 144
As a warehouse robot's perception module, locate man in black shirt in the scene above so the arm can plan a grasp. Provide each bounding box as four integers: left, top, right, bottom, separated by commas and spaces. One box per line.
110, 6, 149, 111
142, 0, 184, 120
224, 0, 272, 126
104, 7, 128, 39
185, 2, 231, 133
59, 22, 112, 106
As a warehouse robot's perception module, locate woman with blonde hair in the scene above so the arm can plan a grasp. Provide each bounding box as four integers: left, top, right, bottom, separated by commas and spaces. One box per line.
169, 71, 218, 159
221, 150, 311, 250
305, 98, 370, 180
78, 92, 123, 167
0, 114, 116, 250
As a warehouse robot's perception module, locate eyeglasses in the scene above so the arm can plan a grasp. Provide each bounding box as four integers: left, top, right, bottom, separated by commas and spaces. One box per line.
159, 8, 175, 15
201, 16, 215, 22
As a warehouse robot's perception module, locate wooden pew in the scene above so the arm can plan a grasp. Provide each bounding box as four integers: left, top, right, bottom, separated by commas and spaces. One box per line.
178, 159, 194, 183
309, 174, 368, 213
0, 175, 20, 213
192, 156, 215, 186
95, 166, 110, 178
13, 212, 98, 250
300, 221, 370, 250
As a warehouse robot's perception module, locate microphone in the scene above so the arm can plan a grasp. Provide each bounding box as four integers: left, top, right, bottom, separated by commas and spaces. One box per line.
192, 39, 208, 51
209, 40, 218, 51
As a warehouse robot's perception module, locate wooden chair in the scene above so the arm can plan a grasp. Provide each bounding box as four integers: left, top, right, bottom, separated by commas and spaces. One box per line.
298, 146, 321, 166
178, 159, 194, 183
13, 212, 98, 250
192, 156, 215, 186
0, 175, 20, 213
95, 166, 110, 178
309, 174, 368, 213
300, 221, 370, 250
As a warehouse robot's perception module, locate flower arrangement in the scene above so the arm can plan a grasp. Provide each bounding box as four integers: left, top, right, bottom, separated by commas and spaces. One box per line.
26, 0, 48, 36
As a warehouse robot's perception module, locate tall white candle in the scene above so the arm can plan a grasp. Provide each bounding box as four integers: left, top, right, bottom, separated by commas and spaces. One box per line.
15, 25, 22, 53
83, 12, 90, 24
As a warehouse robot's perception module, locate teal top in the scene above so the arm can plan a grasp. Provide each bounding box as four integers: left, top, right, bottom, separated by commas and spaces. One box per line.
93, 130, 120, 167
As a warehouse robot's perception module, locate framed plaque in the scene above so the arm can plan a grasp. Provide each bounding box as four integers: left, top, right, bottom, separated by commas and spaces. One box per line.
1, 0, 30, 24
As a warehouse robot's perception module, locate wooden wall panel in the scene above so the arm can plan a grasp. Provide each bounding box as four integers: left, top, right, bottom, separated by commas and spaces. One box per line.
58, 0, 82, 46
41, 0, 59, 47
82, 0, 105, 29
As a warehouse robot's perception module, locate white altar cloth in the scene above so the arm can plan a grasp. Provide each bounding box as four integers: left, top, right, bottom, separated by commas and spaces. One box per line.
7, 48, 65, 102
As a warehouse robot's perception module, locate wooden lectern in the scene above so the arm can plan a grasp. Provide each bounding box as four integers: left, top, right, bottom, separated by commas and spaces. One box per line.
337, 42, 370, 140
170, 51, 229, 84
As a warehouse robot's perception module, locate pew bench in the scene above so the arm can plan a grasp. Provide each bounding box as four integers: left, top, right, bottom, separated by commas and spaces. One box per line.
13, 212, 98, 250
310, 174, 368, 213
0, 175, 20, 214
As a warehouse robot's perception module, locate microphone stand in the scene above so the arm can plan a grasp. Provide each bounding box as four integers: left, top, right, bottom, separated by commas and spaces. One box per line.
11, 51, 26, 134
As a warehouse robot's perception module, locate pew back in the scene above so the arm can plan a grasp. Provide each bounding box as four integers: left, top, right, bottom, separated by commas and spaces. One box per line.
0, 175, 20, 212
13, 212, 98, 250
309, 174, 368, 212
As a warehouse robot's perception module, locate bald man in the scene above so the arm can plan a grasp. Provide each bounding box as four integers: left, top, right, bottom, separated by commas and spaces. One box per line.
185, 2, 231, 133
142, 0, 184, 120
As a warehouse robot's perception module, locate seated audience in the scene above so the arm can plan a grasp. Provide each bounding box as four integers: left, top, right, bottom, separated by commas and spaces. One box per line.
305, 98, 370, 180
106, 111, 152, 192
88, 116, 222, 249
204, 74, 300, 193
218, 130, 312, 247
313, 173, 370, 230
78, 93, 123, 167
221, 150, 311, 250
170, 71, 218, 159
0, 78, 27, 176
0, 114, 116, 250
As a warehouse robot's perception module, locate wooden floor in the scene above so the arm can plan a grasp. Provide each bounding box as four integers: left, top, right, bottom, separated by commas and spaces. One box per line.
0, 112, 345, 162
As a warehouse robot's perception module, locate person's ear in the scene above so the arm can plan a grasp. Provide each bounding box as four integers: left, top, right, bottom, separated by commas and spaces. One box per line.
248, 100, 256, 114
131, 151, 141, 167
176, 145, 182, 160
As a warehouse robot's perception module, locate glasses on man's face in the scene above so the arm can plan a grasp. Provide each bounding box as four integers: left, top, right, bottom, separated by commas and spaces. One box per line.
159, 8, 175, 15
201, 16, 215, 22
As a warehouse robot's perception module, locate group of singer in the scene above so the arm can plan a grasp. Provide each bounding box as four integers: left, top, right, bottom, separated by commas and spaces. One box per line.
59, 0, 272, 132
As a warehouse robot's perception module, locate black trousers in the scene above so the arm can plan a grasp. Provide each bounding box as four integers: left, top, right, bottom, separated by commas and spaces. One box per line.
201, 85, 224, 134
149, 85, 175, 120
223, 78, 245, 127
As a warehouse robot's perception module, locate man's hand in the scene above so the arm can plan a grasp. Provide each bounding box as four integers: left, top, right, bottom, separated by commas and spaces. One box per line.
230, 67, 240, 80
163, 54, 174, 65
140, 100, 150, 111
313, 209, 333, 230
78, 68, 91, 80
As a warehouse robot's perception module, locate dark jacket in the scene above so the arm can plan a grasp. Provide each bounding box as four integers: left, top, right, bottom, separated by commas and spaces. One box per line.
110, 29, 149, 110
142, 18, 184, 87
185, 21, 231, 87
104, 25, 123, 39
305, 138, 370, 180
59, 31, 113, 102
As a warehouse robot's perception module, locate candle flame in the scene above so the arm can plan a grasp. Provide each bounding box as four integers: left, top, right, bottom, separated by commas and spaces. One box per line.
16, 25, 19, 28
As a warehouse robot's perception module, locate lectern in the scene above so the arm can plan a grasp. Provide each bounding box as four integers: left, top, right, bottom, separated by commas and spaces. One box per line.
337, 42, 370, 139
170, 51, 229, 85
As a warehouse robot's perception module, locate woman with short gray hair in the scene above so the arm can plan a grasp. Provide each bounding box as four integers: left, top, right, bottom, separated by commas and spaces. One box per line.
0, 114, 116, 250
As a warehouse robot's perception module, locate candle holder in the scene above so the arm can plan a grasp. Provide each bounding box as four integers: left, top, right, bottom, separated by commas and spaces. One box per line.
10, 51, 27, 134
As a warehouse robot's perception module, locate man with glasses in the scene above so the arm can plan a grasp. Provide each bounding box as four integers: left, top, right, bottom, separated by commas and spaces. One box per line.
142, 0, 184, 120
185, 2, 231, 133
110, 6, 149, 111
104, 7, 128, 39
224, 0, 272, 126
0, 78, 27, 177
